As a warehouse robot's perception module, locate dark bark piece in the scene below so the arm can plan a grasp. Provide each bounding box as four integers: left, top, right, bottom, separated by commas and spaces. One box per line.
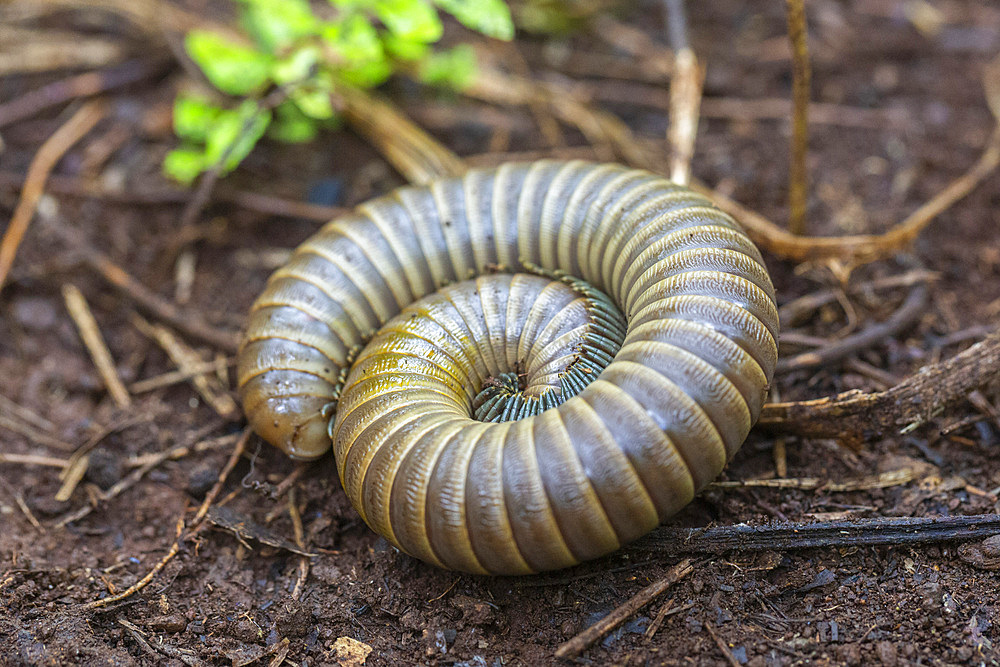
640, 514, 1000, 555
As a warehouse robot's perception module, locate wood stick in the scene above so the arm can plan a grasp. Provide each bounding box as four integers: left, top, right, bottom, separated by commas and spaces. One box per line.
0, 58, 170, 128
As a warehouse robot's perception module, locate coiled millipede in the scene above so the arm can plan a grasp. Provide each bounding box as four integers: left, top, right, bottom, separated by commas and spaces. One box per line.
238, 160, 779, 575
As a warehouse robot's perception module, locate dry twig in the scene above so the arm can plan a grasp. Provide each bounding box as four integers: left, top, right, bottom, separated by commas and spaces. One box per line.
84, 252, 239, 353
776, 282, 929, 374
0, 100, 105, 291
784, 0, 812, 234
663, 0, 703, 186
0, 58, 170, 128
131, 315, 238, 419
554, 558, 693, 659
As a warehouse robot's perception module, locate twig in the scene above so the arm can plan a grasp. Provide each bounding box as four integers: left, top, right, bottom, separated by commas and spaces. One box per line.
54, 454, 90, 502
125, 432, 235, 467
0, 394, 57, 433
130, 358, 233, 394
0, 26, 127, 75
85, 516, 185, 610
778, 269, 936, 326
776, 282, 929, 374
62, 283, 132, 408
0, 414, 75, 451
644, 596, 675, 639
272, 462, 310, 500
0, 100, 105, 291
663, 0, 703, 186
708, 468, 917, 493
0, 476, 43, 530
119, 618, 201, 666
784, 0, 812, 234
640, 514, 1000, 556
0, 58, 170, 128
288, 488, 309, 601
759, 327, 1000, 442
0, 171, 347, 222
55, 429, 235, 529
554, 558, 693, 660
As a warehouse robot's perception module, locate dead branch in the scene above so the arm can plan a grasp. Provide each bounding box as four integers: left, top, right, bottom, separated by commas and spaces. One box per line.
759, 327, 1000, 442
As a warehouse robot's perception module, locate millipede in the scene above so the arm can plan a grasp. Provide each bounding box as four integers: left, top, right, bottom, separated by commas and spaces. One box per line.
237, 160, 779, 575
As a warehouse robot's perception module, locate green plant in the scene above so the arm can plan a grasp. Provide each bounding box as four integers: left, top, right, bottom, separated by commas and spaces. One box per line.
166, 0, 513, 185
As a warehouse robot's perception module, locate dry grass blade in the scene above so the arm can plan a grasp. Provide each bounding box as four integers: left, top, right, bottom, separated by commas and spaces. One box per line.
62, 283, 132, 409
131, 316, 238, 420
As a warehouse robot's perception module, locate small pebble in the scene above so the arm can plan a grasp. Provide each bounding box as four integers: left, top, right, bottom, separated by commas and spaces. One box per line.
85, 448, 123, 489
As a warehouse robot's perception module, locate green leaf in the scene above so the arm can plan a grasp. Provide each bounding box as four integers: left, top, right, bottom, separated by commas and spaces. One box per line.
269, 101, 320, 142
418, 44, 477, 89
321, 14, 384, 63
172, 95, 223, 143
291, 86, 336, 119
164, 147, 208, 185
339, 58, 393, 87
239, 0, 318, 52
381, 32, 430, 61
186, 30, 273, 95
271, 45, 320, 85
434, 0, 514, 40
204, 101, 272, 173
373, 0, 442, 42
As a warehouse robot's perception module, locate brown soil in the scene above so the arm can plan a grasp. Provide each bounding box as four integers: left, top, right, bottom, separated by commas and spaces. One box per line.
3, 1, 1000, 665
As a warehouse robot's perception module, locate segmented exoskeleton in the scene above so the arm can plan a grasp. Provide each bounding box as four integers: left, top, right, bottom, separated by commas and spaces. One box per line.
238, 160, 779, 575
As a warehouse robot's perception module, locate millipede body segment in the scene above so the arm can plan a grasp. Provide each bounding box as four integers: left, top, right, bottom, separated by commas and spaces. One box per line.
238, 160, 779, 575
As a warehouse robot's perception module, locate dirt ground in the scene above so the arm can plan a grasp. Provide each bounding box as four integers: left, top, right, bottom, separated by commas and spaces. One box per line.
3, 1, 1000, 665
